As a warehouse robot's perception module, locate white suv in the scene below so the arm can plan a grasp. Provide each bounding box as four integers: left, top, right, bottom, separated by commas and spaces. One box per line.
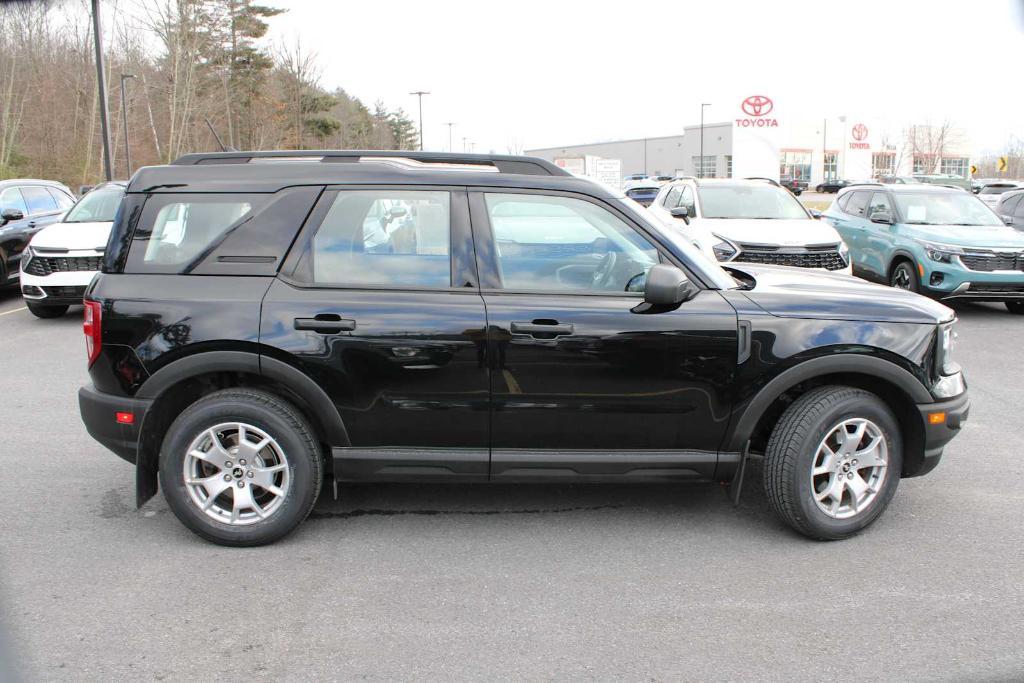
647, 178, 852, 274
20, 182, 125, 318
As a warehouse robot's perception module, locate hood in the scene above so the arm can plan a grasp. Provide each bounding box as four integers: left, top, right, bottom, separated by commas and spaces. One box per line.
28, 221, 112, 251
697, 217, 841, 247
728, 263, 953, 324
903, 223, 1024, 249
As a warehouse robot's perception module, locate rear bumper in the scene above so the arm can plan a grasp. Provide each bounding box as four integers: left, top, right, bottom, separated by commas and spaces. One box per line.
909, 391, 970, 477
78, 384, 152, 464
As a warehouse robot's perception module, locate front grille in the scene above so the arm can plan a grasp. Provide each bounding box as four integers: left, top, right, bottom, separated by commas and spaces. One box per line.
734, 249, 847, 271
41, 286, 87, 299
959, 253, 1023, 272
24, 255, 103, 277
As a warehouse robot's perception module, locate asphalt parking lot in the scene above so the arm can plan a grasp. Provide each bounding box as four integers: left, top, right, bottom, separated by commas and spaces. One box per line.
1, 286, 1023, 681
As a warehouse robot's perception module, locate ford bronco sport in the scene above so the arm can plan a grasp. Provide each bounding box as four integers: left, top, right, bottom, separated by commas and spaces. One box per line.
78, 151, 969, 546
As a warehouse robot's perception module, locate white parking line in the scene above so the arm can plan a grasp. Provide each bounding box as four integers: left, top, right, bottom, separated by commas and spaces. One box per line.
0, 306, 27, 316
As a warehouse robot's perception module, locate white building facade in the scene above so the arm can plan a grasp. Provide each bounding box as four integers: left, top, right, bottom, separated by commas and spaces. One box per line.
527, 95, 973, 189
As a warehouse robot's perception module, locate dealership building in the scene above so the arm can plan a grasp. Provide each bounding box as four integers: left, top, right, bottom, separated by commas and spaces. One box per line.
526, 96, 973, 189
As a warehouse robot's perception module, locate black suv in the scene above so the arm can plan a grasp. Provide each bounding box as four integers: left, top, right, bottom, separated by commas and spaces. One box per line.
78, 151, 969, 546
0, 179, 76, 286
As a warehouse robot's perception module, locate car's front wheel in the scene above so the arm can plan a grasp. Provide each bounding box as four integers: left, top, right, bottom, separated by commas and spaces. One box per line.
1006, 301, 1024, 314
26, 301, 69, 318
890, 260, 919, 293
763, 385, 902, 540
159, 388, 323, 546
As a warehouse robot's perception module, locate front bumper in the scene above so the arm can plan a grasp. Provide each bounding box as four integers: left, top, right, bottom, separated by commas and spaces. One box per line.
909, 391, 970, 477
78, 384, 152, 464
21, 268, 97, 304
918, 258, 1024, 302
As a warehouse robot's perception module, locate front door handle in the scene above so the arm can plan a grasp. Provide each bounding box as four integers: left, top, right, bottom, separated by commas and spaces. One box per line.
294, 315, 356, 333
510, 320, 574, 337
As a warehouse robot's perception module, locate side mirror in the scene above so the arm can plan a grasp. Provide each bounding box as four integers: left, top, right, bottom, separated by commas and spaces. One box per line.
1003, 215, 1014, 225
1, 208, 24, 225
643, 264, 698, 306
869, 211, 893, 224
388, 206, 408, 219
809, 209, 823, 219
669, 206, 691, 225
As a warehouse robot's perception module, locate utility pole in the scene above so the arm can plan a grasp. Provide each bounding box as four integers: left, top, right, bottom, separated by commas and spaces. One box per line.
409, 91, 430, 150
91, 0, 113, 181
120, 74, 135, 177
462, 137, 469, 153
822, 117, 828, 181
444, 122, 456, 152
699, 103, 710, 178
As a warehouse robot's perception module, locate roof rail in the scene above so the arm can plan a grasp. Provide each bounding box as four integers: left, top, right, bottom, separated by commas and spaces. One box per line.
743, 176, 781, 187
170, 150, 571, 176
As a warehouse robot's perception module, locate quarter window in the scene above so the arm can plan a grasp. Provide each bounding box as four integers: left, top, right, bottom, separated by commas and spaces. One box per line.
20, 186, 58, 214
47, 188, 75, 209
0, 187, 28, 216
297, 190, 451, 288
483, 193, 659, 293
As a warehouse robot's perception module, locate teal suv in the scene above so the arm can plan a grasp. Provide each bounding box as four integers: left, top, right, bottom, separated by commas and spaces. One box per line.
824, 183, 1024, 314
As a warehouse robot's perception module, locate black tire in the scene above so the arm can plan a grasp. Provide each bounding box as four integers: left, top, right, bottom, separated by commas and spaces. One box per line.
26, 301, 69, 318
1006, 301, 1024, 314
889, 259, 919, 293
763, 385, 902, 540
158, 388, 323, 546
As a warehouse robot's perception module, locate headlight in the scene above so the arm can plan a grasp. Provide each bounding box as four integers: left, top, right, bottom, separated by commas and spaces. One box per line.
838, 241, 850, 265
711, 234, 737, 262
20, 247, 33, 271
916, 240, 964, 264
936, 322, 959, 376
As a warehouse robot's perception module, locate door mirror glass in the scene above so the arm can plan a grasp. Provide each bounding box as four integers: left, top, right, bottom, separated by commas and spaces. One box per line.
643, 263, 698, 305
869, 211, 893, 224
1, 207, 24, 223
808, 209, 823, 219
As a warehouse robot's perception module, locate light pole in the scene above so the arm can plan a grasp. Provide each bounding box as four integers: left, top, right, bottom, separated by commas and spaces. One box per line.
120, 74, 136, 177
91, 0, 113, 181
444, 122, 456, 152
838, 115, 847, 179
409, 91, 429, 150
699, 103, 710, 178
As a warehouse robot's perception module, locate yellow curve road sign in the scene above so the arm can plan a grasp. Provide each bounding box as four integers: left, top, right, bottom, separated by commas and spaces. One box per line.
970, 165, 978, 175
998, 156, 1008, 172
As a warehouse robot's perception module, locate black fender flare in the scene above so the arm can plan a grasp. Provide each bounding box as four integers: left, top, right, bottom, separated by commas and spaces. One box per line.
133, 350, 349, 507
887, 249, 918, 278
135, 350, 349, 445
723, 354, 933, 452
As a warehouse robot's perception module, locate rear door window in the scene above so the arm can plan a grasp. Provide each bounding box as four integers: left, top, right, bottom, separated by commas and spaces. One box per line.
292, 190, 451, 288
20, 186, 58, 215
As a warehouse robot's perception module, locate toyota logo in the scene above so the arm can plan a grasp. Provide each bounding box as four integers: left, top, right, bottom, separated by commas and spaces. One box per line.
852, 123, 869, 141
741, 95, 773, 117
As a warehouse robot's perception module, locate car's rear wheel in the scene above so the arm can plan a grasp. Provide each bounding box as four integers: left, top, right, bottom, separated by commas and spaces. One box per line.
159, 388, 323, 546
1006, 301, 1024, 314
763, 385, 902, 540
26, 301, 69, 318
890, 260, 919, 293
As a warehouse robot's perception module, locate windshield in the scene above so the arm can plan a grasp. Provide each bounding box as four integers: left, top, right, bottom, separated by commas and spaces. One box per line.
892, 191, 1003, 226
64, 186, 124, 223
979, 185, 1018, 195
616, 195, 738, 289
697, 185, 808, 220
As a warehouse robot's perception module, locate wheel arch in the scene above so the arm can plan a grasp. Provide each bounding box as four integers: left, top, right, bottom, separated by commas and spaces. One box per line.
725, 354, 931, 478
134, 349, 349, 507
887, 249, 918, 279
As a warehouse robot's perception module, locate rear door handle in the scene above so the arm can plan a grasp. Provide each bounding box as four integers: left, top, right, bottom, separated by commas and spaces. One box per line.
294, 315, 356, 333
510, 321, 574, 337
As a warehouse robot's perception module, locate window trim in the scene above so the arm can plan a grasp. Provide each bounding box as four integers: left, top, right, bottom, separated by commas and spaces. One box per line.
467, 186, 701, 297
278, 185, 477, 292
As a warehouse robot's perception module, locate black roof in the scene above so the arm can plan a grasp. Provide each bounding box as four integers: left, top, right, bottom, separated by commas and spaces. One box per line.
128, 150, 593, 195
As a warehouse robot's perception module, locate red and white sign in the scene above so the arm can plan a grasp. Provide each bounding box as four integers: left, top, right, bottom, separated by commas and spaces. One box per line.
736, 95, 778, 128
849, 123, 870, 149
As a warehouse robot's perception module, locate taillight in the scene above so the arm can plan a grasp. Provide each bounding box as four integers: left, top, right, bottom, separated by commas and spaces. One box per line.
83, 299, 102, 366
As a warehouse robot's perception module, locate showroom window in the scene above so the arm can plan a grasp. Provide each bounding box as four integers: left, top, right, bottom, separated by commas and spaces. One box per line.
940, 157, 969, 178
692, 155, 716, 178
823, 153, 837, 181
872, 153, 895, 178
913, 155, 935, 174
725, 155, 733, 178
780, 151, 811, 181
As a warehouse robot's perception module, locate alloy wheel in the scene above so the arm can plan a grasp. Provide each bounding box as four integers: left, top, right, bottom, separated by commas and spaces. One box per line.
810, 418, 889, 519
891, 266, 912, 290
182, 422, 291, 525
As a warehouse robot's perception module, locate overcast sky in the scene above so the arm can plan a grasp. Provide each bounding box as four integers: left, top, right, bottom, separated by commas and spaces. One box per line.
265, 0, 1024, 155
